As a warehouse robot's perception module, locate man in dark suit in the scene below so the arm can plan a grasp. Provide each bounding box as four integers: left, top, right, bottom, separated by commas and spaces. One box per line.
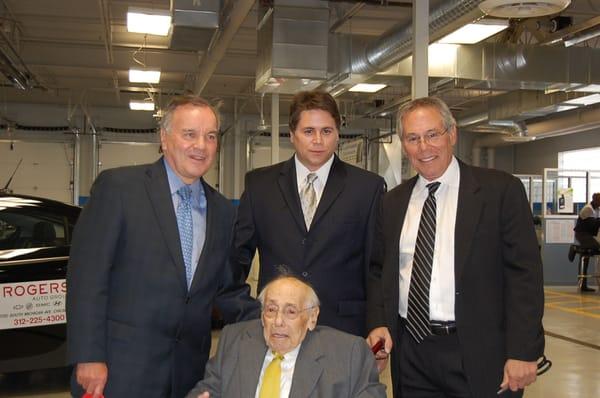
233, 90, 385, 336
186, 275, 386, 398
367, 97, 544, 397
67, 95, 259, 398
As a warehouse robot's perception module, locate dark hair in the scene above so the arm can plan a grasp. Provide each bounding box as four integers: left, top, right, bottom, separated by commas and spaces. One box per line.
289, 90, 341, 132
160, 94, 221, 133
396, 96, 456, 137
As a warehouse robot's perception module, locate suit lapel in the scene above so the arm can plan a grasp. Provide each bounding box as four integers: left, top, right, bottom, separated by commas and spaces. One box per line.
189, 178, 215, 294
310, 156, 345, 230
289, 330, 324, 398
145, 158, 187, 291
454, 161, 483, 289
277, 158, 308, 233
239, 321, 269, 394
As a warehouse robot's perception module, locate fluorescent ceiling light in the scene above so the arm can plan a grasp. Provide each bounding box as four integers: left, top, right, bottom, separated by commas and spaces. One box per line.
129, 68, 161, 84
563, 94, 600, 106
349, 83, 387, 93
129, 100, 155, 111
572, 84, 600, 93
437, 19, 509, 44
127, 8, 171, 36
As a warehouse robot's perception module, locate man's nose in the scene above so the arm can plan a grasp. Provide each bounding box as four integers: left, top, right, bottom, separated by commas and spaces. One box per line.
312, 131, 323, 144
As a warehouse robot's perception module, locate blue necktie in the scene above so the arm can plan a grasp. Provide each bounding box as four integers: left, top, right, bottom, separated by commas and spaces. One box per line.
176, 185, 194, 288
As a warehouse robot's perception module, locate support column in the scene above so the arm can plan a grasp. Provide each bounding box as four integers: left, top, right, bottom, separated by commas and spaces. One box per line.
271, 93, 280, 165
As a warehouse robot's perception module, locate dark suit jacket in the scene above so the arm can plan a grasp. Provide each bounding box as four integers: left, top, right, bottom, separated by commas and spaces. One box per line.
67, 158, 259, 398
233, 155, 385, 336
186, 319, 386, 398
367, 160, 545, 398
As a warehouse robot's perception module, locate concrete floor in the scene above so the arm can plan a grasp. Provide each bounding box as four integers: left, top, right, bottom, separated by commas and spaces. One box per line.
1, 286, 599, 398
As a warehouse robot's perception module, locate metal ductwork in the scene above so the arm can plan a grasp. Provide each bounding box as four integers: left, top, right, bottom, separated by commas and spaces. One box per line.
255, 0, 329, 94
170, 0, 220, 51
350, 0, 486, 76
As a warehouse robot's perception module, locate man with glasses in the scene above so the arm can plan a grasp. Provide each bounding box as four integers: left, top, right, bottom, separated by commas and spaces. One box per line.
186, 274, 386, 398
367, 97, 544, 397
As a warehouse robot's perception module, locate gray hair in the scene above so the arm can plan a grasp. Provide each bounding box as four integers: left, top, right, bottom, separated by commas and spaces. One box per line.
396, 96, 456, 137
160, 94, 221, 133
258, 274, 321, 309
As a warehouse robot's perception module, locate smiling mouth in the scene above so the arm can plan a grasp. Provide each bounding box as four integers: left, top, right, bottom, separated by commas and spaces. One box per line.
419, 155, 436, 163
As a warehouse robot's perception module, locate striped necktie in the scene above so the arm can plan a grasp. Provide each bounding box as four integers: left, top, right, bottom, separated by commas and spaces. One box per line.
259, 352, 284, 398
406, 182, 441, 343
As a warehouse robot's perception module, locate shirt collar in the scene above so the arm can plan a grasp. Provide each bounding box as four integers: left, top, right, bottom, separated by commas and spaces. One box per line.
266, 342, 302, 363
294, 154, 335, 185
415, 156, 460, 194
163, 157, 206, 209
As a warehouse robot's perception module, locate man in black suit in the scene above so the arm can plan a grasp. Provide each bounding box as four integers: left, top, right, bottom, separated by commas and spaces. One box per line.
67, 95, 258, 398
233, 90, 385, 336
367, 97, 544, 397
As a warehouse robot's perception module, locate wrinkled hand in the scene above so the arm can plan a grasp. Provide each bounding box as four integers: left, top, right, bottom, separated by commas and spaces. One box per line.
76, 362, 108, 398
366, 327, 393, 373
499, 359, 537, 393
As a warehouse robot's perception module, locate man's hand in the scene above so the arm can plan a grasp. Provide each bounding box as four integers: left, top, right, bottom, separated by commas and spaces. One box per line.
197, 393, 210, 398
499, 359, 537, 393
366, 327, 393, 373
76, 362, 108, 397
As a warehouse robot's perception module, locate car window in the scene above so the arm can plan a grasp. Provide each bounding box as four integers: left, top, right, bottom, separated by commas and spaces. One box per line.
0, 211, 66, 250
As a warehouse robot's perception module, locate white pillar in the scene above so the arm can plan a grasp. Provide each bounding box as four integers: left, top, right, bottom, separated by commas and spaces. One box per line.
271, 93, 280, 165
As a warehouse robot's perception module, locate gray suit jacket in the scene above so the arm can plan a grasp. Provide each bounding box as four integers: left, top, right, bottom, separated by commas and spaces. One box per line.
186, 319, 386, 398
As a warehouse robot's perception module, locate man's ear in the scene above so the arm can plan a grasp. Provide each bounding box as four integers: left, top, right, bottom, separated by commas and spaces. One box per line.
308, 307, 320, 331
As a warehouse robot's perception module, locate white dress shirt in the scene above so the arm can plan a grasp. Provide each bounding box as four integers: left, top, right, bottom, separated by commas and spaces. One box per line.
255, 344, 301, 398
294, 154, 334, 205
399, 156, 460, 321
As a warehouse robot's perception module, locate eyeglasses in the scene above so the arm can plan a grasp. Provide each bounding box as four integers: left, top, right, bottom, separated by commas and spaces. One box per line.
402, 128, 449, 146
262, 304, 316, 320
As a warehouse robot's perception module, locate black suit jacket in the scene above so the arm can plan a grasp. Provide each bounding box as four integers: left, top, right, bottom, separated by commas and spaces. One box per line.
233, 155, 385, 336
67, 158, 259, 398
367, 160, 544, 398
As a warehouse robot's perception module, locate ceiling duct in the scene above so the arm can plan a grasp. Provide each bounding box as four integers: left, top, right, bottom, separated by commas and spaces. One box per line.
383, 43, 600, 93
170, 0, 220, 51
256, 0, 329, 94
349, 0, 487, 78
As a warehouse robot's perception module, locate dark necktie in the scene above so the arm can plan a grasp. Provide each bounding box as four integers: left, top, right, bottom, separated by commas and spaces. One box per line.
406, 181, 441, 343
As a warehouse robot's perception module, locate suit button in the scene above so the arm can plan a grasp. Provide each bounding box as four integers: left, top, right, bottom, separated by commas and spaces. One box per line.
455, 291, 460, 296
185, 296, 191, 304
301, 238, 306, 245
301, 271, 309, 277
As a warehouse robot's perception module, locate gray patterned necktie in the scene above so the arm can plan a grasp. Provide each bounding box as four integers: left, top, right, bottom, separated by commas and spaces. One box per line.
406, 182, 441, 343
300, 173, 318, 230
176, 185, 194, 289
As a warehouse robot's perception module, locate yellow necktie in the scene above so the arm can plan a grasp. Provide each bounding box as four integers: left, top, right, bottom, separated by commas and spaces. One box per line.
259, 352, 284, 398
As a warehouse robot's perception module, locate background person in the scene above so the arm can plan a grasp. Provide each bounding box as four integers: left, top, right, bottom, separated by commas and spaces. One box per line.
67, 95, 259, 398
573, 192, 600, 292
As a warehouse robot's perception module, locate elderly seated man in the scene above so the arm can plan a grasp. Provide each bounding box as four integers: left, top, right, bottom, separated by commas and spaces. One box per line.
186, 275, 386, 398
